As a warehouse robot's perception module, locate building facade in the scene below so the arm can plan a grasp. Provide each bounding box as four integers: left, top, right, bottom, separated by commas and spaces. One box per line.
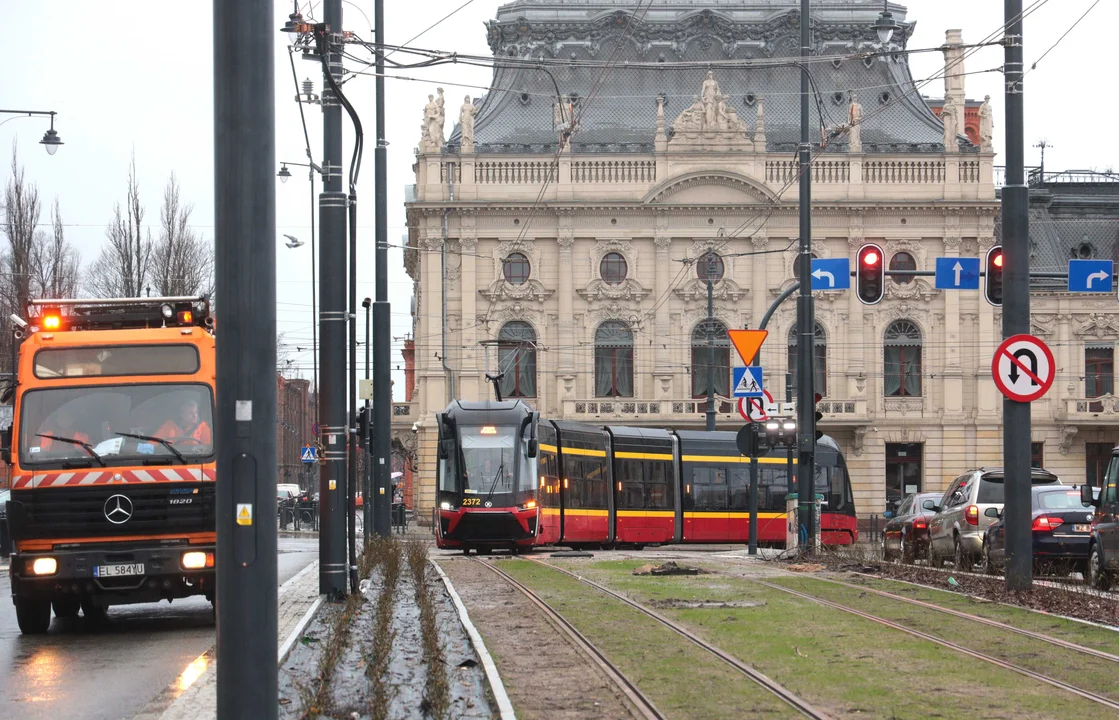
277, 374, 315, 491
398, 0, 1115, 521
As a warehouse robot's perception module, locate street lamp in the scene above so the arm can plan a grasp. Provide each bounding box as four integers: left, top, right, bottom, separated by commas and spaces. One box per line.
281, 2, 307, 46
278, 164, 292, 183
873, 1, 901, 45
279, 159, 324, 401
0, 110, 63, 155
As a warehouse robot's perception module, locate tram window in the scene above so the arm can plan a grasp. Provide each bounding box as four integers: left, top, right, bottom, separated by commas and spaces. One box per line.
729, 468, 749, 511
645, 460, 672, 510
585, 458, 609, 508
760, 467, 789, 512
618, 459, 644, 509
692, 467, 727, 510
565, 458, 585, 508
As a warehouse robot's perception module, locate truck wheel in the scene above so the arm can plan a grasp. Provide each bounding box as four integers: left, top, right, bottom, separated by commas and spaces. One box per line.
52, 595, 81, 619
81, 597, 108, 625
16, 596, 51, 634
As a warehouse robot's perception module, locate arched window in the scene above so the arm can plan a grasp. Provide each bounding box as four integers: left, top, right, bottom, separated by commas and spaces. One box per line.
691, 320, 730, 398
787, 323, 828, 396
884, 320, 922, 397
594, 321, 633, 397
497, 321, 536, 398
600, 252, 628, 285
696, 253, 725, 283
502, 253, 531, 285
791, 252, 818, 280
889, 251, 916, 285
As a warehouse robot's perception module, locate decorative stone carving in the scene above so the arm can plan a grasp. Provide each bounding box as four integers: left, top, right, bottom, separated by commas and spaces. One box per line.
1031, 314, 1057, 339
1060, 425, 1079, 455
654, 94, 667, 147
669, 72, 752, 150
884, 398, 925, 416
591, 239, 637, 281
979, 95, 993, 152
674, 277, 748, 303
587, 301, 642, 325
459, 96, 477, 152
578, 278, 651, 302
753, 98, 766, 147
481, 279, 554, 304
853, 426, 868, 456
941, 96, 959, 153
1075, 313, 1119, 339
847, 93, 862, 153
420, 88, 445, 152
885, 278, 938, 301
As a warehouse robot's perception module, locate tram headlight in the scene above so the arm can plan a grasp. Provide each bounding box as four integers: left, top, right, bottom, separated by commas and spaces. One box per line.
440, 502, 452, 510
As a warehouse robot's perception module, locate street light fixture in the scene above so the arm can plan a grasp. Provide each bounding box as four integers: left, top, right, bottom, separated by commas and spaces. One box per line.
281, 2, 307, 46
0, 109, 63, 155
278, 164, 292, 183
873, 1, 901, 45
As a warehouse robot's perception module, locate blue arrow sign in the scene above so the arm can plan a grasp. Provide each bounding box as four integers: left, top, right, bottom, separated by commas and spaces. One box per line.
810, 258, 851, 290
732, 367, 765, 398
301, 445, 318, 463
934, 257, 980, 290
1068, 259, 1114, 293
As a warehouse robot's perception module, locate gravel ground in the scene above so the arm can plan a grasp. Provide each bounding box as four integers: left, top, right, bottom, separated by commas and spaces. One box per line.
277, 555, 493, 719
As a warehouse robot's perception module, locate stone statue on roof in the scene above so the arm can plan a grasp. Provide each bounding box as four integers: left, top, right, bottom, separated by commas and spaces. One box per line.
979, 95, 994, 152
848, 93, 863, 153
421, 88, 445, 152
670, 71, 750, 147
460, 96, 477, 152
701, 70, 720, 128
941, 96, 959, 153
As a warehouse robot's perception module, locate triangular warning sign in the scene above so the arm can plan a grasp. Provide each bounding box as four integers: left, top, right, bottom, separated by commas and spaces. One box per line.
238, 506, 251, 519
728, 329, 768, 364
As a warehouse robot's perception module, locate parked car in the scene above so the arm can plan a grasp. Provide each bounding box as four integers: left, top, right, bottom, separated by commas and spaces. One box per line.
983, 485, 1095, 575
882, 491, 941, 563
1081, 447, 1119, 589
928, 467, 1062, 570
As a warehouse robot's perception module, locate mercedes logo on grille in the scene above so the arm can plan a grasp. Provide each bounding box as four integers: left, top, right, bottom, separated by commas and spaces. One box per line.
104, 494, 134, 524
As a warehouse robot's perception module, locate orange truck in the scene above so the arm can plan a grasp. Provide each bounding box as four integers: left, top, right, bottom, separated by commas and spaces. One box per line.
2, 296, 217, 634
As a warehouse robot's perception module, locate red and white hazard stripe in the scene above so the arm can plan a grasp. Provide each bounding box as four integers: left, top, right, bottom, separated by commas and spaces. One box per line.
12, 467, 216, 489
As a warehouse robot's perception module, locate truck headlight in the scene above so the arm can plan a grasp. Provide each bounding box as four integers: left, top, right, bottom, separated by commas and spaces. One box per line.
31, 557, 58, 576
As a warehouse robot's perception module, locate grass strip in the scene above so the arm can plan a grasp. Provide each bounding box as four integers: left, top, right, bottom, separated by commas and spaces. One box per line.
567, 559, 1119, 720
367, 537, 402, 720
407, 540, 450, 719
775, 575, 1119, 704
500, 559, 801, 719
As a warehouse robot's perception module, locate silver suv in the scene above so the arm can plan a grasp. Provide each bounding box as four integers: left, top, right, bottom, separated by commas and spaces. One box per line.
928, 468, 1061, 569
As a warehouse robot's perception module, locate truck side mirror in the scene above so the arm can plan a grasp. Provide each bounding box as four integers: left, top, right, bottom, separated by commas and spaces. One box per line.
1081, 484, 1097, 507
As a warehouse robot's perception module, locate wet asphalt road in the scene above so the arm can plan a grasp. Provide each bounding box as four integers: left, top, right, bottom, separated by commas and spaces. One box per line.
0, 536, 318, 720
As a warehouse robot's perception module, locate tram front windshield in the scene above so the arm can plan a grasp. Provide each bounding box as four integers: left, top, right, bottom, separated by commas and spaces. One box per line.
461, 425, 520, 496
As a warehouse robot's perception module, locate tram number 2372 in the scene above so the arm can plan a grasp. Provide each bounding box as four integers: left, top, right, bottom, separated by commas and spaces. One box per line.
461, 498, 482, 506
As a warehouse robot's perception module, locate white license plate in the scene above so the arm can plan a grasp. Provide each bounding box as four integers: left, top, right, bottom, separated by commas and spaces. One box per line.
1074, 524, 1091, 533
94, 563, 144, 578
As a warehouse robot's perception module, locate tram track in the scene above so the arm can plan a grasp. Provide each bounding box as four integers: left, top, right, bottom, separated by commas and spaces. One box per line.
474, 558, 666, 720
521, 557, 834, 720
751, 578, 1119, 713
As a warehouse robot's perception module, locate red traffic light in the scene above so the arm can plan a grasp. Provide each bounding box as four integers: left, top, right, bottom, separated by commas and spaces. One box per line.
861, 250, 880, 266
856, 243, 885, 305
992, 253, 1003, 268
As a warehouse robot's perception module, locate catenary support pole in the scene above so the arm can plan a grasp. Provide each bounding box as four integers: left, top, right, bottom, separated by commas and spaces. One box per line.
213, 0, 277, 715
796, 0, 817, 553
705, 252, 716, 432
364, 298, 372, 538
1002, 0, 1032, 590
318, 0, 348, 597
347, 183, 358, 593
372, 0, 392, 538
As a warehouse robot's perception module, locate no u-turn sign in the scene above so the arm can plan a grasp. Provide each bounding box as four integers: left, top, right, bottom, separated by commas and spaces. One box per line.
992, 334, 1055, 402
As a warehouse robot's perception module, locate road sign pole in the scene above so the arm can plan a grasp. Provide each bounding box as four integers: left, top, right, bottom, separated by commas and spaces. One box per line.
748, 453, 759, 556
213, 0, 278, 715
1003, 0, 1032, 591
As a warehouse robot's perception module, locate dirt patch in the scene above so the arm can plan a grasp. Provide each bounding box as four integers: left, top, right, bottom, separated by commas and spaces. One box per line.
438, 557, 637, 720
632, 561, 706, 576
647, 598, 766, 610
785, 563, 826, 573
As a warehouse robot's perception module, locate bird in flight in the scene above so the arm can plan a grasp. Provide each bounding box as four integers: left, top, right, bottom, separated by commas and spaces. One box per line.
283, 234, 305, 249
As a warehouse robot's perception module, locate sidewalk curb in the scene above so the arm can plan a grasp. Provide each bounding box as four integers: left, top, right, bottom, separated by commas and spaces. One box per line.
278, 595, 324, 663
430, 559, 516, 720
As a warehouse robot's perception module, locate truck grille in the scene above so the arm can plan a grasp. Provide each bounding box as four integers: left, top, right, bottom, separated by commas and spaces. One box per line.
10, 483, 215, 539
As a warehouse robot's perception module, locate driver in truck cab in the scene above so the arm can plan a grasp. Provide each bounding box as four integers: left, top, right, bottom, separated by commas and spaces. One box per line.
156, 398, 212, 446
36, 412, 91, 453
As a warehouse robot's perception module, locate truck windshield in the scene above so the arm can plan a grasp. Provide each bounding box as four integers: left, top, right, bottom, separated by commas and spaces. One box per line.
20, 383, 214, 467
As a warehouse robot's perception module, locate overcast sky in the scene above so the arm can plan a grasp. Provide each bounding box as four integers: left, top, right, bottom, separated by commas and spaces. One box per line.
3, 0, 1112, 400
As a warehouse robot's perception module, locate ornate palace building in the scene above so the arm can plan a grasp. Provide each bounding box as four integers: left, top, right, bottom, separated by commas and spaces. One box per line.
398, 0, 1118, 520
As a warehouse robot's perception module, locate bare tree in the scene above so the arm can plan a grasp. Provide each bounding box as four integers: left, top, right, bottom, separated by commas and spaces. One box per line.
87, 155, 152, 297
2, 147, 39, 317
30, 199, 81, 299
151, 173, 213, 297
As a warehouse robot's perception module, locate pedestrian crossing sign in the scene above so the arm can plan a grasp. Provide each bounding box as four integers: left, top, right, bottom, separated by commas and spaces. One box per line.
732, 367, 765, 398
301, 445, 318, 463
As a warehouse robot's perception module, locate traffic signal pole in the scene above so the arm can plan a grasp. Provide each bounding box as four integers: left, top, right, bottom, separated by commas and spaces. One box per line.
213, 0, 277, 715
318, 0, 348, 598
795, 0, 817, 553
372, 0, 392, 538
1002, 0, 1033, 591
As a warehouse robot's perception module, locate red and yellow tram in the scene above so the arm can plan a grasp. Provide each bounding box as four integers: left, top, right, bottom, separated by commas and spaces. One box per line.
435, 400, 858, 553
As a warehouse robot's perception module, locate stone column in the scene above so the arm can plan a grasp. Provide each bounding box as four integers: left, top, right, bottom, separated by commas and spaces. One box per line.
421, 219, 447, 412
653, 211, 674, 398
556, 212, 576, 405
459, 215, 479, 401
944, 30, 966, 131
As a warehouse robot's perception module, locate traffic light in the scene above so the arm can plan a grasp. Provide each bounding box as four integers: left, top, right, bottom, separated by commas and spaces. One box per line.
856, 243, 885, 305
985, 245, 1003, 306
814, 392, 824, 441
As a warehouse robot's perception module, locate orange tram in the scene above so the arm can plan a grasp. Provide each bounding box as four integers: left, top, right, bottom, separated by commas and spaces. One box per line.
434, 400, 858, 553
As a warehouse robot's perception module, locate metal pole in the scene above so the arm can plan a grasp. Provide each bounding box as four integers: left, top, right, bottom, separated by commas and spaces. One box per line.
213, 0, 277, 715
310, 169, 318, 403
705, 252, 716, 432
372, 0, 392, 538
795, 0, 817, 554
363, 298, 372, 537
318, 1, 348, 598
1002, 0, 1032, 590
347, 174, 358, 593
748, 454, 759, 555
